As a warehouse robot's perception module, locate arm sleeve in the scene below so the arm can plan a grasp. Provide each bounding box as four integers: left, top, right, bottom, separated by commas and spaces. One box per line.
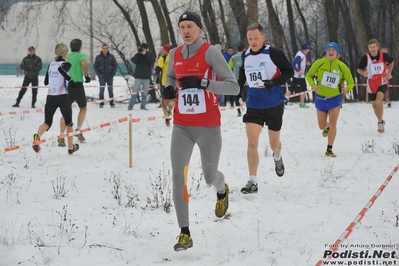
20, 58, 26, 70
44, 65, 50, 85
340, 62, 355, 91
383, 53, 394, 64
305, 59, 321, 88
291, 56, 302, 72
204, 46, 240, 95
269, 47, 294, 85
111, 55, 118, 77
165, 49, 178, 88
34, 57, 43, 71
131, 53, 139, 64
58, 62, 72, 81
357, 55, 367, 70
93, 55, 100, 76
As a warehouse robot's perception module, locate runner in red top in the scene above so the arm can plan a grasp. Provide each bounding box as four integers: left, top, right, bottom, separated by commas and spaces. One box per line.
357, 39, 394, 133
163, 10, 239, 252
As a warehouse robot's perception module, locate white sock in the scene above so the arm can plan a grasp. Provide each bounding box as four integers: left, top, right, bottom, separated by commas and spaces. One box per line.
249, 175, 257, 184
274, 154, 281, 161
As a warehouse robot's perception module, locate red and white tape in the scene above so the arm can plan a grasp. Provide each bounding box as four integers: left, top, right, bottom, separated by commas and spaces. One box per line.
315, 163, 398, 266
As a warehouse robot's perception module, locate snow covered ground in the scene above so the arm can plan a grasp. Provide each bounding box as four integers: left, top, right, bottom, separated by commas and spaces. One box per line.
1, 75, 398, 266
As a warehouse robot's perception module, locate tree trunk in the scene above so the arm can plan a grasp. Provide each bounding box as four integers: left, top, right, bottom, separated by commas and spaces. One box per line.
246, 0, 258, 26
217, 0, 232, 47
149, 0, 169, 46
137, 0, 155, 52
229, 0, 247, 43
351, 0, 373, 101
265, 0, 284, 50
159, 0, 177, 47
325, 0, 340, 42
391, 0, 399, 101
293, 0, 310, 57
286, 0, 297, 57
200, 0, 220, 44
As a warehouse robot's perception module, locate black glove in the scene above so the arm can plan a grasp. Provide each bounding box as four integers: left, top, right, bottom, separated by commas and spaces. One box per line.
163, 86, 176, 100
84, 76, 91, 83
262, 79, 275, 90
68, 80, 77, 89
178, 76, 203, 89
239, 85, 248, 102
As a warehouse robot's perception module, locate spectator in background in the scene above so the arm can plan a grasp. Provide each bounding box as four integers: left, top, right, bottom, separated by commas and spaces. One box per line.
228, 42, 246, 116
128, 43, 155, 110
357, 39, 394, 133
58, 39, 91, 146
94, 44, 118, 108
13, 46, 42, 108
154, 44, 173, 126
223, 46, 235, 62
381, 47, 391, 108
285, 43, 311, 108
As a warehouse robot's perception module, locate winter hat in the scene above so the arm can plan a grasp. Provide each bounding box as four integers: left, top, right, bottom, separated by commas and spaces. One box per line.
325, 42, 340, 54
178, 11, 203, 29
162, 44, 172, 53
140, 43, 148, 49
301, 43, 310, 50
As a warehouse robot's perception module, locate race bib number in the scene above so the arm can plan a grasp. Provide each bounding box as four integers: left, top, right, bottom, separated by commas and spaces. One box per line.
370, 63, 384, 75
178, 88, 206, 114
321, 72, 340, 89
245, 67, 266, 88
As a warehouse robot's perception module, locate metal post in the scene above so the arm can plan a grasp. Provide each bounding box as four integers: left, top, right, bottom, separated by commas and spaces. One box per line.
89, 0, 95, 80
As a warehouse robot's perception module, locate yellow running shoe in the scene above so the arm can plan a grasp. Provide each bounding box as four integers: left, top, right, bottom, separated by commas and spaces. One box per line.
57, 138, 66, 147
322, 127, 330, 137
173, 233, 193, 251
215, 183, 229, 218
32, 133, 41, 153
326, 149, 337, 157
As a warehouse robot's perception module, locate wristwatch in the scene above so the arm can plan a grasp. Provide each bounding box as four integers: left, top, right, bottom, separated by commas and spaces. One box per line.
200, 78, 209, 88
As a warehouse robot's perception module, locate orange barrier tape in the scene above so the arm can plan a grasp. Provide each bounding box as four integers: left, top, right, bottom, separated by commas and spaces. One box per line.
315, 164, 398, 266
0, 114, 176, 154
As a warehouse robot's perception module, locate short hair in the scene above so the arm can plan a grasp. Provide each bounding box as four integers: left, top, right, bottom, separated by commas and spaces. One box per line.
28, 46, 35, 51
246, 23, 266, 35
70, 39, 82, 52
54, 43, 68, 59
368, 39, 379, 47
102, 43, 108, 48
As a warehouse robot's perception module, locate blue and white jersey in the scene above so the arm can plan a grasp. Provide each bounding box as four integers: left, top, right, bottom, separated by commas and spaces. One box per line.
244, 45, 286, 109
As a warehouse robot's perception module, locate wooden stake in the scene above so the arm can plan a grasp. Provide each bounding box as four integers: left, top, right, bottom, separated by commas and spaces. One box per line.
129, 114, 133, 168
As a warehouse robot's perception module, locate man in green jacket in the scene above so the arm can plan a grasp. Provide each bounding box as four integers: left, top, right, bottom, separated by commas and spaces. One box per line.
306, 42, 354, 157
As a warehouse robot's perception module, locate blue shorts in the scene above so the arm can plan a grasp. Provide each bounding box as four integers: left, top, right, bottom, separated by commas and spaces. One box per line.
315, 94, 342, 113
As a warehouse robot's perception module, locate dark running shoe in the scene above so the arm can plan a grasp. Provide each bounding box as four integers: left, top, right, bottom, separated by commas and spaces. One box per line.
274, 157, 285, 177
241, 181, 258, 194
68, 144, 79, 154
173, 233, 193, 251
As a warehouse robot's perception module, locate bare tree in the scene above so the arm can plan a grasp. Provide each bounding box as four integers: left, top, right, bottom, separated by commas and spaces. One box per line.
149, 0, 169, 46
200, 0, 221, 45
286, 0, 297, 56
229, 0, 247, 43
325, 0, 340, 42
265, 0, 284, 50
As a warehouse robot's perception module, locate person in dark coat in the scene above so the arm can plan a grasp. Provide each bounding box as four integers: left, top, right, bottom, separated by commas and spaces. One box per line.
13, 46, 43, 108
94, 44, 118, 108
127, 43, 156, 110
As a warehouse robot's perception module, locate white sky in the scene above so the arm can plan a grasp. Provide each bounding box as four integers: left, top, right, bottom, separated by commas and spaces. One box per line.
1, 76, 398, 265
